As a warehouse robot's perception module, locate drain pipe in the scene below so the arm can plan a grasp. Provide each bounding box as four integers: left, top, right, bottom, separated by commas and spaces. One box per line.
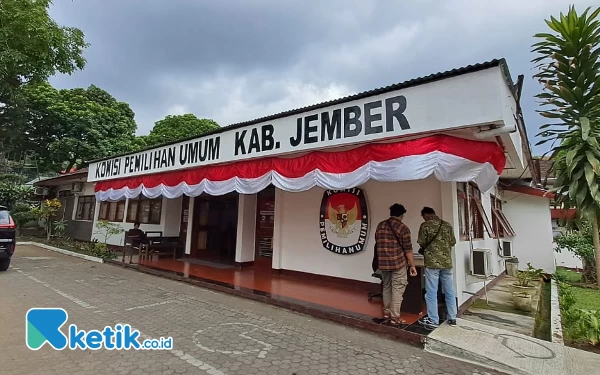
472, 123, 517, 139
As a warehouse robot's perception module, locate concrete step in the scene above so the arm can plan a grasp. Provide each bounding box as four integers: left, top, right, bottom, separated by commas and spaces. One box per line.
425, 318, 573, 375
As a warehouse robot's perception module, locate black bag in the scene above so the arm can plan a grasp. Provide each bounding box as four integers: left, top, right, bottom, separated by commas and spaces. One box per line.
418, 221, 443, 255
372, 242, 379, 272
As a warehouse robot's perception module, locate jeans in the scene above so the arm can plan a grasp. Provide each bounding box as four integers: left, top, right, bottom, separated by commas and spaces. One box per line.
381, 267, 408, 319
424, 268, 457, 324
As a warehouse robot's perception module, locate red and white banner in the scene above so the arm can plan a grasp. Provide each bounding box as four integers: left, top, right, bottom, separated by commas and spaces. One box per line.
95, 135, 505, 201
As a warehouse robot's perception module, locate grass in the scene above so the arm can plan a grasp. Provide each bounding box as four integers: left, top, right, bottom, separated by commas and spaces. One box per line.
556, 267, 582, 283
533, 281, 551, 341
571, 287, 600, 310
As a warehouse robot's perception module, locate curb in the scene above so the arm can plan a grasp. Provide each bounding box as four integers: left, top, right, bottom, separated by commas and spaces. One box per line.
17, 241, 104, 264
550, 279, 565, 345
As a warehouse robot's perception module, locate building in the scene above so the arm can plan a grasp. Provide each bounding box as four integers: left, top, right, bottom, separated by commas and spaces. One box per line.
80, 59, 555, 317
536, 157, 583, 269
33, 169, 96, 242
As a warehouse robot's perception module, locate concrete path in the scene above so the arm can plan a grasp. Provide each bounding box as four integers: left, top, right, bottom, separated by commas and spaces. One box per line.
425, 317, 597, 375
2, 245, 502, 375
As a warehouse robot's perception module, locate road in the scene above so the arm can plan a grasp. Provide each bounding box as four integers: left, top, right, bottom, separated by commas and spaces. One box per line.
0, 245, 502, 375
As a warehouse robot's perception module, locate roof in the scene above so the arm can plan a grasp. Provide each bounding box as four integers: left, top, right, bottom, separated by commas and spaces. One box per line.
33, 168, 88, 187
535, 158, 555, 184
551, 208, 577, 220
502, 183, 555, 199
89, 58, 512, 164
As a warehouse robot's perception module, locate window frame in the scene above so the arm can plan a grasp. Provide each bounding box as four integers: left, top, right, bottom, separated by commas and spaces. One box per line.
457, 182, 493, 240
490, 194, 515, 237
457, 183, 469, 240
98, 201, 126, 222
126, 197, 162, 225
75, 196, 96, 221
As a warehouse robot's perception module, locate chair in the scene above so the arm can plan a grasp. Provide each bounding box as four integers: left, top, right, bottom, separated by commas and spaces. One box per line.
368, 270, 383, 301
122, 236, 140, 264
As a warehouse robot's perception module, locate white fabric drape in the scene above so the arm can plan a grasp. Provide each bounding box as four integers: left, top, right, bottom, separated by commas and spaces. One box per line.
95, 151, 499, 201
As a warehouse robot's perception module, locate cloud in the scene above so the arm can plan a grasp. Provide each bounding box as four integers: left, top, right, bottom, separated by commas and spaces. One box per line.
48, 0, 599, 153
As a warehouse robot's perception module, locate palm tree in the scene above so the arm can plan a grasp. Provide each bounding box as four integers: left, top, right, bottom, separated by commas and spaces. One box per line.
532, 6, 600, 285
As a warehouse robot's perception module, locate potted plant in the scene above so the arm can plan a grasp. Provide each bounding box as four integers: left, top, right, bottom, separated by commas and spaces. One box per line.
510, 262, 543, 296
512, 292, 533, 311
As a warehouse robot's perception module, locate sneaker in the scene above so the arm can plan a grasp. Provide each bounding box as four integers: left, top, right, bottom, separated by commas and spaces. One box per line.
447, 319, 457, 327
418, 317, 439, 330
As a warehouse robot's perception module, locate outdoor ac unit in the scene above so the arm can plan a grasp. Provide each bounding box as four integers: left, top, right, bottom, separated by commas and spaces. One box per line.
72, 182, 83, 193
501, 241, 513, 258
34, 187, 48, 196
470, 248, 493, 277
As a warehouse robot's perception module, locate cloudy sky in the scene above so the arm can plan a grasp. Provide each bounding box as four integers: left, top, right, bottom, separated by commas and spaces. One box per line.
49, 0, 599, 155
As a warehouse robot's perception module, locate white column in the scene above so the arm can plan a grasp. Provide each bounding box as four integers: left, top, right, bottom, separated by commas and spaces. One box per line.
235, 194, 257, 263
271, 188, 284, 270
440, 181, 460, 294
185, 197, 194, 255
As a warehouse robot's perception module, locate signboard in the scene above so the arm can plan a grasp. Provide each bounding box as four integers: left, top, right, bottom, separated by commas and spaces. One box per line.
319, 188, 369, 255
87, 66, 504, 183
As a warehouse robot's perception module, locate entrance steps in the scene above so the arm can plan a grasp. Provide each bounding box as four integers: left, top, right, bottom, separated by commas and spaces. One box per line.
425, 318, 597, 375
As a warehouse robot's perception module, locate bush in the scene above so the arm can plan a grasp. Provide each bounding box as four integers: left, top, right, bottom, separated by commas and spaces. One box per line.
557, 280, 600, 346
555, 222, 597, 283
87, 242, 116, 260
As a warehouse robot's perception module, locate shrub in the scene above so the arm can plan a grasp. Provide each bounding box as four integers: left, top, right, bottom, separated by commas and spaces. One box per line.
555, 223, 597, 283
87, 242, 116, 260
576, 310, 600, 346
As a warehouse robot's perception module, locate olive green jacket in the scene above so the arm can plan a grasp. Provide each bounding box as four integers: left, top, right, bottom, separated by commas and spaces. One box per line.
417, 217, 456, 269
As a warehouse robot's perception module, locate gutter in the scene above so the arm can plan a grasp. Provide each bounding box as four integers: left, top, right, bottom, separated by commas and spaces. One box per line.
472, 124, 517, 139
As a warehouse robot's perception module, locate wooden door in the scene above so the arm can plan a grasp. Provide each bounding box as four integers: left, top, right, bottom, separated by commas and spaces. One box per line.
178, 196, 190, 258
254, 186, 275, 268
191, 194, 239, 263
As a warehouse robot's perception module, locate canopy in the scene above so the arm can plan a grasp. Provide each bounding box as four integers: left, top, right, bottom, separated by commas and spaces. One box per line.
94, 135, 505, 201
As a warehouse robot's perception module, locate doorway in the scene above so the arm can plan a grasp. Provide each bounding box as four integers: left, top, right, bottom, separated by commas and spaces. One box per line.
254, 185, 275, 269
191, 193, 239, 264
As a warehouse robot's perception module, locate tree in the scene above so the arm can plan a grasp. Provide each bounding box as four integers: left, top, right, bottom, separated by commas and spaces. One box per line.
145, 114, 219, 147
31, 198, 61, 241
555, 222, 597, 282
0, 179, 32, 211
0, 0, 88, 102
5, 82, 139, 172
532, 6, 600, 286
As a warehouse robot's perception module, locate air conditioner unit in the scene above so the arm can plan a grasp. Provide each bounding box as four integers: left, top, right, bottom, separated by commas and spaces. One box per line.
470, 248, 493, 277
34, 187, 48, 196
500, 241, 513, 258
71, 182, 83, 193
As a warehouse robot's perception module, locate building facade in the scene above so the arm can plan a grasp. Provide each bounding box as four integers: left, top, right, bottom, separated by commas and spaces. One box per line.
83, 59, 554, 309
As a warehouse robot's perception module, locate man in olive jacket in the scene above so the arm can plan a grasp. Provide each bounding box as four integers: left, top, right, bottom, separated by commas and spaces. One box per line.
417, 207, 457, 330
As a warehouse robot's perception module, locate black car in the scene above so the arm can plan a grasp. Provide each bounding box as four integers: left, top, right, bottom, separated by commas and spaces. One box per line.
0, 205, 16, 271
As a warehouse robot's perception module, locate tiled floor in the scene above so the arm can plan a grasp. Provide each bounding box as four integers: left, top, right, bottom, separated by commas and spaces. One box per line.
136, 257, 426, 325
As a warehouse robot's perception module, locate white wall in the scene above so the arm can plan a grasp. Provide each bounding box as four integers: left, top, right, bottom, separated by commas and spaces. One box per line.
92, 196, 183, 246
236, 194, 257, 263
503, 191, 555, 274
274, 177, 442, 283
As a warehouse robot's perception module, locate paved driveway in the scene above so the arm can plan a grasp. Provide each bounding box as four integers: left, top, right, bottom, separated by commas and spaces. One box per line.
0, 245, 501, 375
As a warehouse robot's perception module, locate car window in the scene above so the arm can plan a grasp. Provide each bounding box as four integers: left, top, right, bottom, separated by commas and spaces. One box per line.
0, 210, 10, 224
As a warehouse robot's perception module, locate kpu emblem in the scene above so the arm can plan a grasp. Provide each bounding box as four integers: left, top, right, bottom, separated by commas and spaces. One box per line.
319, 188, 369, 255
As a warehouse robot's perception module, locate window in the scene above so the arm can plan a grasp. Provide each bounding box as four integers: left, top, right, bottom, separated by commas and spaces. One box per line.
470, 184, 493, 239
491, 194, 515, 237
98, 201, 126, 222
457, 182, 493, 240
75, 196, 96, 221
126, 197, 162, 224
